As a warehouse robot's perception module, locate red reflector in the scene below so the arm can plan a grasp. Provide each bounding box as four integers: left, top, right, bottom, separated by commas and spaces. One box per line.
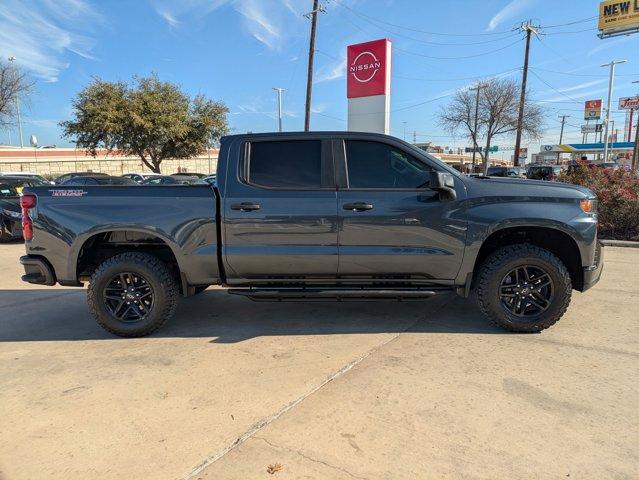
20, 194, 37, 209
20, 194, 36, 241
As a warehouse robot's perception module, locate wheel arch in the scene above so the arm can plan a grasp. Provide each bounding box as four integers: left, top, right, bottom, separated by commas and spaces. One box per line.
72, 227, 186, 291
471, 225, 584, 291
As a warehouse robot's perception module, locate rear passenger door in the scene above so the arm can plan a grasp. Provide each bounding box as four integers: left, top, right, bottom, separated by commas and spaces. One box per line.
222, 137, 338, 284
335, 138, 467, 282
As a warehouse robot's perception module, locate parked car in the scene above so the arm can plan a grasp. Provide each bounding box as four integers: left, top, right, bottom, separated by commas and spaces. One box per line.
0, 172, 53, 184
121, 173, 162, 183
20, 132, 603, 337
202, 175, 216, 186
60, 175, 138, 186
526, 165, 565, 181
141, 175, 201, 185
1, 176, 49, 242
486, 166, 527, 178
171, 172, 207, 179
54, 172, 109, 184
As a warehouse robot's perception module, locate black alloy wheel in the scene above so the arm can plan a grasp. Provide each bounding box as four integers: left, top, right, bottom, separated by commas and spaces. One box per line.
499, 265, 554, 317
103, 272, 154, 323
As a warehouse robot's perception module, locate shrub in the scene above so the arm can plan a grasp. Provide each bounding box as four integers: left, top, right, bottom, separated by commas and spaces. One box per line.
558, 164, 639, 241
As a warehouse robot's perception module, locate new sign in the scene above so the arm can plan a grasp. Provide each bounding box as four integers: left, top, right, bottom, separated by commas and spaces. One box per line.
584, 99, 602, 120
619, 96, 639, 110
598, 0, 639, 36
347, 39, 392, 134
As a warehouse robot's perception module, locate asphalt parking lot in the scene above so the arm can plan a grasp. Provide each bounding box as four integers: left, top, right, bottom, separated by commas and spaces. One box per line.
0, 242, 637, 480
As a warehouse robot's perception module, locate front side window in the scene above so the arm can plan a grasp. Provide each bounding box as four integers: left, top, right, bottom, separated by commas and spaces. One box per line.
247, 140, 322, 189
345, 140, 432, 189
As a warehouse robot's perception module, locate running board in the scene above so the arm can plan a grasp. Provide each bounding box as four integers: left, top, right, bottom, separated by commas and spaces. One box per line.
227, 288, 445, 302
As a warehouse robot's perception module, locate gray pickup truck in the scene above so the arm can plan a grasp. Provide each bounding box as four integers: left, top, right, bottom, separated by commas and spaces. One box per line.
19, 132, 603, 337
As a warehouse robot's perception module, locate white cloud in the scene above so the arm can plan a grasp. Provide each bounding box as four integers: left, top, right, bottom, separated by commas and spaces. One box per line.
587, 36, 633, 56
0, 0, 102, 82
152, 0, 301, 50
486, 0, 533, 31
315, 56, 346, 83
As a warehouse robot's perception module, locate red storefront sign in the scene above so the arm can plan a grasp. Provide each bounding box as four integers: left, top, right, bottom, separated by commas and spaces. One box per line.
347, 39, 391, 99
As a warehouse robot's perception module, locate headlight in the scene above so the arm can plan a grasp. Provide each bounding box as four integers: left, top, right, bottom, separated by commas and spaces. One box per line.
580, 199, 596, 214
2, 209, 21, 219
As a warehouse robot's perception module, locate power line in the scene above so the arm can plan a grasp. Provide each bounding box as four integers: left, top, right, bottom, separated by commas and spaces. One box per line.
334, 3, 522, 46
542, 15, 598, 29
529, 69, 583, 104
395, 67, 521, 83
332, 1, 514, 36
530, 66, 639, 78
394, 38, 523, 60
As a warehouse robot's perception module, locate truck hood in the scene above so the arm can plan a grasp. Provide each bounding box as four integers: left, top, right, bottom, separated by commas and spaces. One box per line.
464, 177, 594, 199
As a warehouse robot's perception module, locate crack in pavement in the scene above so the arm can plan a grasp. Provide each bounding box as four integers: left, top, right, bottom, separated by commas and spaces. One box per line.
253, 436, 369, 480
181, 295, 453, 480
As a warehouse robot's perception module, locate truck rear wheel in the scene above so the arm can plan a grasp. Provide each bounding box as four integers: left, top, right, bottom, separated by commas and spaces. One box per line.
475, 244, 572, 333
87, 252, 179, 337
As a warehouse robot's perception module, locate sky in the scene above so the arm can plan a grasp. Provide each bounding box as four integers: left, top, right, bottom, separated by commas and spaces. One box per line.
1, 0, 639, 160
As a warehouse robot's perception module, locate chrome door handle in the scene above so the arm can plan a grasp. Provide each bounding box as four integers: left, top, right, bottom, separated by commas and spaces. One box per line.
231, 202, 261, 211
343, 202, 373, 211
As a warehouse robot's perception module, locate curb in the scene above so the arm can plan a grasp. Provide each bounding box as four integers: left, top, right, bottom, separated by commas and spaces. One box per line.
601, 239, 639, 248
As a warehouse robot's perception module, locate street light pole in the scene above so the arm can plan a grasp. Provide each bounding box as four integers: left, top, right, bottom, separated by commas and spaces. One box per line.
469, 83, 483, 172
601, 60, 626, 162
272, 87, 285, 132
557, 114, 570, 165
7, 56, 24, 148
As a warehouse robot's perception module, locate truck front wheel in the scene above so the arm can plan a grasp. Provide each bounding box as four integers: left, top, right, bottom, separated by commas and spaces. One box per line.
87, 252, 179, 337
475, 244, 572, 333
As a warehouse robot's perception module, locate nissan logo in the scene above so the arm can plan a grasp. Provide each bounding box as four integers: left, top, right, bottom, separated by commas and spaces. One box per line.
349, 51, 381, 83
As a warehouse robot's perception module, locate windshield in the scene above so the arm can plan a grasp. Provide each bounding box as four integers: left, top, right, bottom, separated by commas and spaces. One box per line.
527, 167, 553, 180
0, 183, 19, 197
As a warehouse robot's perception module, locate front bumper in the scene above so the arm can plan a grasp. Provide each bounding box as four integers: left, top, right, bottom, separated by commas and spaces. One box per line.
20, 255, 56, 286
582, 241, 604, 292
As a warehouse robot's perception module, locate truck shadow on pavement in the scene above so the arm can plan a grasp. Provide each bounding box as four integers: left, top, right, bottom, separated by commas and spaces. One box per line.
0, 288, 505, 343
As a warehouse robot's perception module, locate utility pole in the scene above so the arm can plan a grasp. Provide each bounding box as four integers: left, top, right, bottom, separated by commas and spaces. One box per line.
413, 131, 417, 144
469, 83, 483, 172
304, 0, 321, 132
272, 87, 285, 132
601, 59, 626, 162
402, 122, 407, 141
513, 21, 539, 167
7, 56, 24, 148
557, 114, 570, 165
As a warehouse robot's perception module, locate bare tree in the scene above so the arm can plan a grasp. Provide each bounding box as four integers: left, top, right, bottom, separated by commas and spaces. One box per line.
439, 78, 543, 174
0, 60, 34, 128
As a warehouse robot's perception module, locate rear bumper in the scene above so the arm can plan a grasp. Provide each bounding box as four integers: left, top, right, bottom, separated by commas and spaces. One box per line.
581, 242, 604, 292
20, 255, 56, 286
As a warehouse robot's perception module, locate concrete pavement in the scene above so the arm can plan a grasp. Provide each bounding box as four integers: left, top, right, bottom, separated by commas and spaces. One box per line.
0, 242, 637, 479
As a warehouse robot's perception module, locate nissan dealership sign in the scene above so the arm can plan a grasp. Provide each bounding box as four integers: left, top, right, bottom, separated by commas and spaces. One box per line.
347, 39, 392, 134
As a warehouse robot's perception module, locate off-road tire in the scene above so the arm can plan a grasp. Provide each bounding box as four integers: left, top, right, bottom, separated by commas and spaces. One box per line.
475, 243, 572, 333
88, 252, 179, 337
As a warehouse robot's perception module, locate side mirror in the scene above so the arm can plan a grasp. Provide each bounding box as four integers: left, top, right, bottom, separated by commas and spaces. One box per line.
429, 171, 456, 200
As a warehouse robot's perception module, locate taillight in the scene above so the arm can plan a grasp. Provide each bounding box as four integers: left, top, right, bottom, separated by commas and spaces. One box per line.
20, 194, 37, 241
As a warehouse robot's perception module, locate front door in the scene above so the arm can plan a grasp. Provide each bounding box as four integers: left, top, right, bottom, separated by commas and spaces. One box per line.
336, 138, 467, 282
223, 138, 338, 284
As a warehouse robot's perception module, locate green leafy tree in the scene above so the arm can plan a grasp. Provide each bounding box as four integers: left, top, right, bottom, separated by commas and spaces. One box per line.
61, 74, 229, 173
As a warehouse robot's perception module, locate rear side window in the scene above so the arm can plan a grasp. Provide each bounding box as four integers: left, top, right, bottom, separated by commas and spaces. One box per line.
345, 140, 432, 189
247, 140, 322, 189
